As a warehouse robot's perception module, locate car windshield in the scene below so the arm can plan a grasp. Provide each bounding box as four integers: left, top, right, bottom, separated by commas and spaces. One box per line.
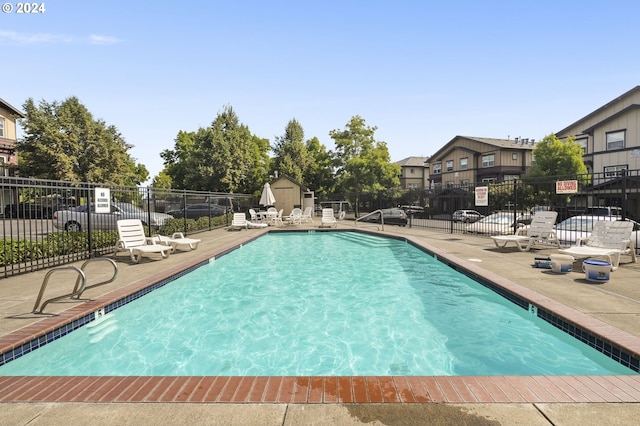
556, 217, 599, 232
479, 213, 512, 224
114, 203, 144, 213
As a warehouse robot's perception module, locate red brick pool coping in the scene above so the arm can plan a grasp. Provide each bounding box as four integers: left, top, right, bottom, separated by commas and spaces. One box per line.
2, 230, 640, 403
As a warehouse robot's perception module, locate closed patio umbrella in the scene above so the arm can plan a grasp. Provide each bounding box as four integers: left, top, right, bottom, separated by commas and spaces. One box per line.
259, 182, 276, 206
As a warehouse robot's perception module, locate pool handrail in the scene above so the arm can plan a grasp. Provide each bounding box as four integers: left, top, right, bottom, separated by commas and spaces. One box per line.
355, 209, 384, 231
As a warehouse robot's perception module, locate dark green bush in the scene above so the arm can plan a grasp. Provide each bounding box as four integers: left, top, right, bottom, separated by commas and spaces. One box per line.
0, 230, 119, 266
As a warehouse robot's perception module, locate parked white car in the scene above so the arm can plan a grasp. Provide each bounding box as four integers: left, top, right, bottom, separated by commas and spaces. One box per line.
53, 202, 173, 232
464, 212, 529, 235
554, 215, 640, 247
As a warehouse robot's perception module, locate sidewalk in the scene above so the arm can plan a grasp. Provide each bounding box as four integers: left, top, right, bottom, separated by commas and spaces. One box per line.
2, 222, 640, 425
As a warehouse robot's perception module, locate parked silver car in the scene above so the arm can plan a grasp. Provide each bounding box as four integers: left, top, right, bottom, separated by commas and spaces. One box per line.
452, 209, 484, 223
52, 202, 173, 232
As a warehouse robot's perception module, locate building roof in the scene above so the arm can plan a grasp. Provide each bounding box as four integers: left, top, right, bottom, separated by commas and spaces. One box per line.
430, 135, 535, 161
555, 86, 640, 136
0, 98, 25, 118
395, 156, 429, 167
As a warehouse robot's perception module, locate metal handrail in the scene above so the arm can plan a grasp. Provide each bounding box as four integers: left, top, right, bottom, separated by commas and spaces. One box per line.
72, 257, 119, 299
33, 257, 119, 315
33, 266, 86, 315
354, 209, 385, 231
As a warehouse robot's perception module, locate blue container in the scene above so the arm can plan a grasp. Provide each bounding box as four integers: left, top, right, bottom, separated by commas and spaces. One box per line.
583, 259, 611, 282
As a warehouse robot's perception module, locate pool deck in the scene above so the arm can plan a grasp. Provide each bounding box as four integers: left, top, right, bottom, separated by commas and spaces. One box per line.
2, 220, 640, 425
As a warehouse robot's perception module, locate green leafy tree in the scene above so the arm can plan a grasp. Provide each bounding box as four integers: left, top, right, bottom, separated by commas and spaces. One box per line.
523, 134, 588, 206
305, 136, 335, 196
330, 115, 400, 215
271, 119, 313, 184
527, 134, 587, 179
16, 97, 147, 185
160, 105, 269, 193
152, 170, 173, 189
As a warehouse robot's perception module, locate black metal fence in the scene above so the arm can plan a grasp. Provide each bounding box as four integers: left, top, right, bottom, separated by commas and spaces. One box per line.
3, 169, 639, 278
1, 175, 254, 278
348, 169, 640, 251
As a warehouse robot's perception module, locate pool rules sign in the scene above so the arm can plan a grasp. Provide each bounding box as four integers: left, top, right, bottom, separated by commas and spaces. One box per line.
95, 188, 111, 213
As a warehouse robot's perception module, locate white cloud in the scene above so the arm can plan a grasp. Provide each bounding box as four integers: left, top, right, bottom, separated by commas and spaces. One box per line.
89, 34, 121, 46
0, 31, 121, 46
0, 30, 73, 44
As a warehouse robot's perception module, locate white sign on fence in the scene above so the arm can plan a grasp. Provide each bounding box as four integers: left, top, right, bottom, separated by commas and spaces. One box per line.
475, 186, 488, 206
556, 180, 578, 194
94, 188, 111, 213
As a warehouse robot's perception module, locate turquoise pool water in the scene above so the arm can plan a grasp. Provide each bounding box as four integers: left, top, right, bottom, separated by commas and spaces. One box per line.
0, 231, 635, 376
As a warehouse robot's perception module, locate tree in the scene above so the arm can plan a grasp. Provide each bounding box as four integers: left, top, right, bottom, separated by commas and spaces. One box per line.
160, 105, 269, 193
305, 136, 335, 196
330, 116, 400, 215
271, 119, 313, 184
16, 97, 148, 185
527, 134, 587, 179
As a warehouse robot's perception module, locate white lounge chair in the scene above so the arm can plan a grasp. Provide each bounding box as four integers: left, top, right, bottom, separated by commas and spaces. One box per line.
320, 208, 337, 228
301, 206, 313, 223
230, 213, 249, 230
152, 232, 201, 252
115, 219, 171, 263
491, 211, 560, 252
559, 220, 637, 270
284, 208, 303, 225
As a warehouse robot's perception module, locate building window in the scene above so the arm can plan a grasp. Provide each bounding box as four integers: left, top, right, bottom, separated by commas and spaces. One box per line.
512, 153, 518, 160
503, 175, 519, 181
407, 183, 420, 189
433, 163, 441, 174
606, 130, 625, 150
445, 160, 453, 172
0, 117, 5, 138
0, 156, 6, 177
604, 165, 628, 178
445, 181, 454, 188
482, 154, 495, 167
481, 177, 496, 183
460, 157, 468, 170
460, 179, 469, 188
576, 137, 588, 155
409, 168, 415, 174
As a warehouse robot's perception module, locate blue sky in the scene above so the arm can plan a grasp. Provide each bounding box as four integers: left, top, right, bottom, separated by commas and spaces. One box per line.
2, 0, 639, 184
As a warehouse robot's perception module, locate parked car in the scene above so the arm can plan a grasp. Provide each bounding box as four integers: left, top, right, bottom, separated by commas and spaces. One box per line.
358, 208, 408, 226
400, 205, 425, 216
464, 212, 528, 235
52, 202, 172, 232
166, 203, 226, 219
452, 209, 484, 223
554, 215, 640, 246
4, 196, 76, 219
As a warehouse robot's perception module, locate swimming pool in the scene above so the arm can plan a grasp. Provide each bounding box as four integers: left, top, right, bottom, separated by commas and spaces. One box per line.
0, 231, 636, 376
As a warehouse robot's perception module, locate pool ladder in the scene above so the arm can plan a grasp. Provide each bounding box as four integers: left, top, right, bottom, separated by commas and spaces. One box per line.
32, 258, 119, 315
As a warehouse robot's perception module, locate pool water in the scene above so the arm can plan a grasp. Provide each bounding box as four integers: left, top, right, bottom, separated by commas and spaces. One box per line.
0, 231, 635, 376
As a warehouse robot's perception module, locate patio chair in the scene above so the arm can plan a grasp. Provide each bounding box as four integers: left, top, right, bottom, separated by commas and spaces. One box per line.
230, 213, 249, 230
151, 232, 201, 252
301, 206, 314, 223
490, 211, 560, 252
115, 219, 171, 263
559, 220, 637, 270
284, 208, 303, 225
320, 208, 338, 228
249, 209, 260, 222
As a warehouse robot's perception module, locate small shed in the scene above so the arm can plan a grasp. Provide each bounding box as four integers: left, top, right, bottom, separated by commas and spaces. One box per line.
270, 174, 313, 215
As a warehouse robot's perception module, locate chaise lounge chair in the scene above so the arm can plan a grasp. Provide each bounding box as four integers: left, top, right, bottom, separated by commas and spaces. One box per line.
559, 220, 637, 270
319, 208, 338, 228
115, 219, 171, 263
491, 211, 560, 252
230, 213, 249, 230
152, 232, 201, 252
